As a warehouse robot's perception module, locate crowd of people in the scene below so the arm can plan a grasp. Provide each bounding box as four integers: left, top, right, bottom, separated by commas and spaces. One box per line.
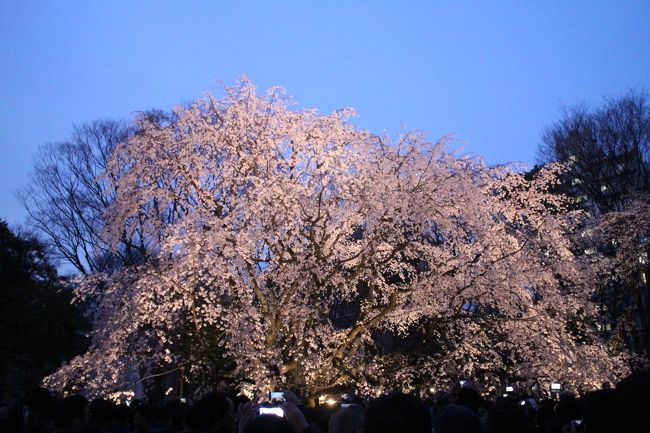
1, 370, 648, 433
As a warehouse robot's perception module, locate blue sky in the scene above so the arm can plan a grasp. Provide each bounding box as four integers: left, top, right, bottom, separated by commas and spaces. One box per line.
1, 1, 649, 227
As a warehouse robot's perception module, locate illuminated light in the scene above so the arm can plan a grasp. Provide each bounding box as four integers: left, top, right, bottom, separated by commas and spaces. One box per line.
551, 383, 561, 391
319, 394, 338, 406
259, 407, 284, 417
106, 390, 135, 403
641, 272, 647, 285
502, 393, 508, 397
505, 386, 514, 392
429, 387, 435, 393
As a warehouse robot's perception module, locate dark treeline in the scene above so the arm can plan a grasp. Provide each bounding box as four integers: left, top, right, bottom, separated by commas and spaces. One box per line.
0, 220, 88, 401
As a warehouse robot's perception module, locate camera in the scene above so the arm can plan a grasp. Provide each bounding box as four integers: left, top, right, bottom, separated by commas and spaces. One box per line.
258, 391, 286, 417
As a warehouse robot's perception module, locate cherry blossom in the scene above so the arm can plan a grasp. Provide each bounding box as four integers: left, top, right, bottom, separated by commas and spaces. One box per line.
44, 78, 629, 400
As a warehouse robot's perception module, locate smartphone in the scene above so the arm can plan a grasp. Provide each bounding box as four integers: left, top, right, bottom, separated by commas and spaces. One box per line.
259, 407, 284, 417
269, 391, 286, 403
551, 383, 561, 391
459, 380, 469, 387
571, 419, 583, 432
505, 386, 514, 392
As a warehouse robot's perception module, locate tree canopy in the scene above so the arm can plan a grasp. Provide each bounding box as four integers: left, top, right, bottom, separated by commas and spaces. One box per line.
44, 79, 629, 400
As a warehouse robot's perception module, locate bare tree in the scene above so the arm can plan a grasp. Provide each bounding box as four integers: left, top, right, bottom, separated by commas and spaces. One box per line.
19, 119, 149, 274
538, 91, 650, 215
540, 92, 650, 356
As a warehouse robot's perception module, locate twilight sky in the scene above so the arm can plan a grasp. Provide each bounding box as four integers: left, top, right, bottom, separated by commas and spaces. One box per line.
1, 1, 649, 228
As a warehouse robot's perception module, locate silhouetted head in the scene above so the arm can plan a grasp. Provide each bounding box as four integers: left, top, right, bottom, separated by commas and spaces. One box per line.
89, 398, 113, 425
455, 387, 483, 413
24, 388, 56, 423
487, 399, 533, 433
242, 414, 296, 433
186, 393, 236, 433
581, 389, 614, 433
329, 404, 364, 433
364, 393, 431, 433
134, 403, 158, 433
53, 395, 89, 431
166, 399, 189, 431
610, 369, 650, 433
433, 404, 481, 433
110, 403, 133, 426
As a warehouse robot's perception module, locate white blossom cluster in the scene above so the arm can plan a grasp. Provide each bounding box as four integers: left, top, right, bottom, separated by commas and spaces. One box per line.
44, 78, 629, 399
